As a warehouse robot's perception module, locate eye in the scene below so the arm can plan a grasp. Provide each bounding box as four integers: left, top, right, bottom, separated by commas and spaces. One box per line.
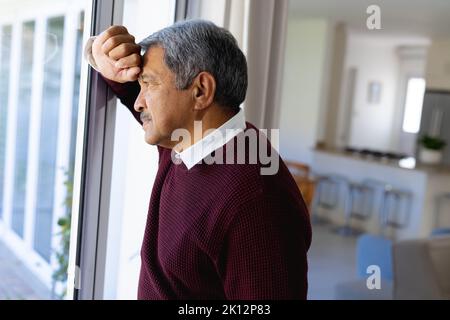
138, 79, 149, 87
147, 80, 160, 87
138, 76, 159, 88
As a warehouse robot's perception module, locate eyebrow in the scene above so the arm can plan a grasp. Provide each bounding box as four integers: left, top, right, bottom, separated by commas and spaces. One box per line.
139, 73, 159, 82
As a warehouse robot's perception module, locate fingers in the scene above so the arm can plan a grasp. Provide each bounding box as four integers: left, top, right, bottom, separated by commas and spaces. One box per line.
96, 25, 130, 48
102, 34, 136, 54
118, 66, 141, 82
108, 42, 141, 60
114, 53, 142, 69
93, 26, 136, 59
90, 25, 141, 83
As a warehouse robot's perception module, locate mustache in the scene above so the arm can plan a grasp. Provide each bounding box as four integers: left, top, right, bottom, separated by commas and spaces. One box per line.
140, 113, 151, 123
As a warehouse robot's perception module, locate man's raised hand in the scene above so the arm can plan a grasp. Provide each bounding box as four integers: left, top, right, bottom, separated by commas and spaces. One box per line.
91, 25, 142, 83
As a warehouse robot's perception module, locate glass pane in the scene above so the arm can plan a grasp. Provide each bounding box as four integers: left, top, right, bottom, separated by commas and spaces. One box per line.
33, 16, 65, 262
69, 12, 84, 174
11, 21, 35, 238
0, 25, 12, 220
0, 0, 91, 300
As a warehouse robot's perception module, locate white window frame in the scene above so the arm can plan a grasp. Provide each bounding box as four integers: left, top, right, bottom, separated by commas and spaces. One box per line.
0, 1, 88, 292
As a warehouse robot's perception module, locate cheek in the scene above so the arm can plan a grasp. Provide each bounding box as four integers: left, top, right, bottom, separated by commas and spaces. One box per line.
145, 92, 174, 132
144, 92, 162, 121
146, 87, 190, 133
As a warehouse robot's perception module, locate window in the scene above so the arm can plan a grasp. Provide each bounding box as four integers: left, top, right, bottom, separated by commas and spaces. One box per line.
34, 16, 66, 261
402, 77, 426, 134
11, 20, 35, 238
0, 0, 91, 299
0, 25, 12, 221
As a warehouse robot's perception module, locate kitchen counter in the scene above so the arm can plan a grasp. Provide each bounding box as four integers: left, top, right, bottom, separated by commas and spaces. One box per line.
311, 147, 450, 239
314, 146, 450, 175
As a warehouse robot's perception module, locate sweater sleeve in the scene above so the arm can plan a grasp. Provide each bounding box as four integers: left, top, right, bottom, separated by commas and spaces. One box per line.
101, 75, 142, 125
217, 196, 310, 300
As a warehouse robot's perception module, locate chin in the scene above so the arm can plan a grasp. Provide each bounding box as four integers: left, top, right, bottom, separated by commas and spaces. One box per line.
145, 137, 159, 145
144, 133, 159, 145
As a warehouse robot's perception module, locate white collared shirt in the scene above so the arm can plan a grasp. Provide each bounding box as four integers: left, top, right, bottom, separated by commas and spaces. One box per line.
176, 108, 246, 170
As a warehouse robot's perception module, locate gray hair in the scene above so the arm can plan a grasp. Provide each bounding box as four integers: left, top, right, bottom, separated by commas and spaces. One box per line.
139, 19, 247, 110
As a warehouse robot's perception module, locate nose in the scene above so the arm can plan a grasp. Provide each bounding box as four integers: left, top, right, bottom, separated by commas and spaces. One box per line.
134, 89, 146, 113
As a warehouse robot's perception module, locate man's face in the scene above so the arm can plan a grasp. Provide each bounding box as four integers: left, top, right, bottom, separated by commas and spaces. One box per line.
134, 46, 194, 148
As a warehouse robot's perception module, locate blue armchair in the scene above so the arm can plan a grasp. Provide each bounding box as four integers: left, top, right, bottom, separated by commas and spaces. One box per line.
334, 233, 393, 299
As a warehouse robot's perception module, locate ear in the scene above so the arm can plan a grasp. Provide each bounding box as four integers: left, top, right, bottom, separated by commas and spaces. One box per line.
191, 72, 216, 111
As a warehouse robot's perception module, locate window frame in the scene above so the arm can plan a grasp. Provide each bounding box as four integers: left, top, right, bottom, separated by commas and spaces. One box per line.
67, 0, 124, 300
0, 1, 89, 294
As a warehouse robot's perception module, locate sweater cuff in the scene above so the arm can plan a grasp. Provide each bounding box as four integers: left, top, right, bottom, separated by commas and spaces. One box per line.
84, 36, 100, 71
102, 77, 134, 98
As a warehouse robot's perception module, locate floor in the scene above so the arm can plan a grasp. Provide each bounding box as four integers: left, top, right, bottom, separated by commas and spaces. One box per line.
0, 239, 51, 300
307, 223, 358, 300
0, 222, 358, 300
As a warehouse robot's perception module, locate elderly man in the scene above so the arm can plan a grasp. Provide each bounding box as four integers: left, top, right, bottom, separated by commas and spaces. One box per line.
86, 19, 311, 300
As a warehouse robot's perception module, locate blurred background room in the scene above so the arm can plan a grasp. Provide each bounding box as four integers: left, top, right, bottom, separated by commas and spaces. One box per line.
281, 0, 450, 300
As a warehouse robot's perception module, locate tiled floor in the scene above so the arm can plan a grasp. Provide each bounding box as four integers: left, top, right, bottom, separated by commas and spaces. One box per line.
307, 223, 358, 300
0, 239, 51, 300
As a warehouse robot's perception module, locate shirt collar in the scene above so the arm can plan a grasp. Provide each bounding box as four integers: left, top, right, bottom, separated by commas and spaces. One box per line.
176, 108, 246, 170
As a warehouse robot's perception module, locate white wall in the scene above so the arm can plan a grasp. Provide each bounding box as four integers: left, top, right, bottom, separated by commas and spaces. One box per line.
279, 18, 332, 165
345, 34, 399, 151
198, 0, 229, 27
323, 23, 347, 148
425, 39, 450, 91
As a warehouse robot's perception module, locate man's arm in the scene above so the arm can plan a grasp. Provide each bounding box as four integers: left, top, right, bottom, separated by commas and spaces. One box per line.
85, 26, 143, 124
217, 196, 311, 300
102, 77, 141, 124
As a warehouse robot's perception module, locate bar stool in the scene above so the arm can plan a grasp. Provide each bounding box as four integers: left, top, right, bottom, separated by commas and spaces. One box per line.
361, 179, 393, 232
380, 187, 413, 238
431, 193, 450, 236
311, 174, 349, 225
334, 180, 376, 236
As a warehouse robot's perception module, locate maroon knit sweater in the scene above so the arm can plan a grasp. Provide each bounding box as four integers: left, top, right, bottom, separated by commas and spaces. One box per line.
105, 78, 312, 300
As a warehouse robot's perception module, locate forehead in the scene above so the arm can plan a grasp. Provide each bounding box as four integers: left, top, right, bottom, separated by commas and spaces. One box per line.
141, 46, 170, 79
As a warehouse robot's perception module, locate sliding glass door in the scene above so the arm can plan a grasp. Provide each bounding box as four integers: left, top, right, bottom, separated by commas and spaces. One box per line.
0, 0, 92, 299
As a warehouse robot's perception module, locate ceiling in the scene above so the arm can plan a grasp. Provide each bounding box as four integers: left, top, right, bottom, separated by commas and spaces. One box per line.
289, 0, 450, 39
